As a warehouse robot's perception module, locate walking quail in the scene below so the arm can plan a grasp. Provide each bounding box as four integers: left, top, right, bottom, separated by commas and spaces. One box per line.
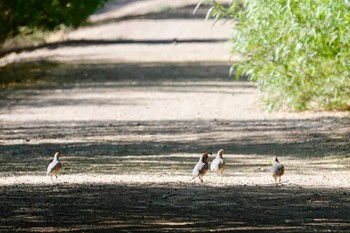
47, 152, 62, 180
271, 156, 284, 183
192, 152, 211, 182
211, 149, 226, 175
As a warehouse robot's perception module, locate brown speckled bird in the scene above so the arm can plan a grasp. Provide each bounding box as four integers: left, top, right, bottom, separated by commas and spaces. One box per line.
272, 156, 284, 183
47, 152, 62, 180
192, 152, 211, 182
210, 149, 226, 175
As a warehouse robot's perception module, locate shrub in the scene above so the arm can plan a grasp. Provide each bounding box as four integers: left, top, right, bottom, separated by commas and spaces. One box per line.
198, 0, 350, 111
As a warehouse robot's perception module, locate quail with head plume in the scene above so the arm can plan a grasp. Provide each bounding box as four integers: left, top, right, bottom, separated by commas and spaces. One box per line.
192, 152, 211, 182
47, 152, 62, 180
271, 156, 284, 183
211, 149, 226, 175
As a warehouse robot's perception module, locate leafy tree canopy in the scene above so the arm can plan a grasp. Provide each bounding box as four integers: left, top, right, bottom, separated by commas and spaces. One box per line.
0, 0, 108, 44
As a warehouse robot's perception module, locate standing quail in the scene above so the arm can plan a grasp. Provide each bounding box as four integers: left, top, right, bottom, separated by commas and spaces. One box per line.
211, 149, 226, 175
192, 152, 211, 182
47, 152, 62, 180
271, 156, 284, 183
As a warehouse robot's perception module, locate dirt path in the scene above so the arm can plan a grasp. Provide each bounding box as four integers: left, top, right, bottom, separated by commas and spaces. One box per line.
0, 1, 350, 232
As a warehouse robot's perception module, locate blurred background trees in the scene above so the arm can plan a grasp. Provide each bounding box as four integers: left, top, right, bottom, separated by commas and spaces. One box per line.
0, 0, 108, 46
201, 0, 350, 111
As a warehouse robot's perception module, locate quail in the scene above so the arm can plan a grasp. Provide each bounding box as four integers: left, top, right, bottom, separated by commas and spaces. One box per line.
47, 152, 62, 180
210, 149, 226, 175
271, 156, 284, 183
192, 152, 211, 182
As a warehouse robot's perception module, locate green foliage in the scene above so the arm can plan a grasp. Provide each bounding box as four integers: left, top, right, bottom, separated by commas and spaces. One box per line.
199, 0, 350, 111
0, 0, 108, 44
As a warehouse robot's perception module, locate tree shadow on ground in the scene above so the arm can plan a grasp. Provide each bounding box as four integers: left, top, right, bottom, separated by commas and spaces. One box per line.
0, 117, 349, 175
0, 38, 228, 59
0, 61, 238, 88
0, 183, 349, 232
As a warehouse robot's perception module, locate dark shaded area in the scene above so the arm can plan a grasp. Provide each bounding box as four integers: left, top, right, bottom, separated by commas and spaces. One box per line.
0, 61, 236, 88
0, 38, 228, 59
1, 119, 350, 157
0, 183, 349, 232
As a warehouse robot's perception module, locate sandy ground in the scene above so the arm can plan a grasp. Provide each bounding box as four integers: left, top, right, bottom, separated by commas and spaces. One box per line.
0, 0, 350, 232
